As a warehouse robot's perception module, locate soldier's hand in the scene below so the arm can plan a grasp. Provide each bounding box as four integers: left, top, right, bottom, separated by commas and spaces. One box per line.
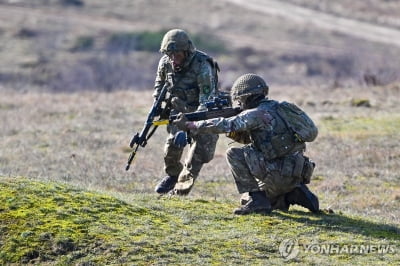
226, 131, 238, 140
173, 131, 188, 148
226, 131, 251, 144
173, 113, 189, 131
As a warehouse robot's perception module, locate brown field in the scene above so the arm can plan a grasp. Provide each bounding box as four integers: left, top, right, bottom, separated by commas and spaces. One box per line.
1, 0, 400, 91
1, 83, 400, 225
1, 0, 400, 226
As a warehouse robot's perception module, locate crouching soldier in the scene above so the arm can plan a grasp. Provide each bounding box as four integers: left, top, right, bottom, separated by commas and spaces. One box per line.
174, 73, 319, 215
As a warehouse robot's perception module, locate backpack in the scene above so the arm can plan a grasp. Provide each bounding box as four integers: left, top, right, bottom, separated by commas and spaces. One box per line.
273, 101, 317, 183
196, 50, 220, 90
275, 101, 318, 143
264, 100, 318, 160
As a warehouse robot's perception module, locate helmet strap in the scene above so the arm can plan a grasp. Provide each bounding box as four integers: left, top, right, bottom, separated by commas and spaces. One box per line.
242, 94, 265, 109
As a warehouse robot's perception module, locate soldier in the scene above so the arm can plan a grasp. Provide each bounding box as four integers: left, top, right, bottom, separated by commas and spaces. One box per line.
153, 29, 220, 195
174, 73, 319, 215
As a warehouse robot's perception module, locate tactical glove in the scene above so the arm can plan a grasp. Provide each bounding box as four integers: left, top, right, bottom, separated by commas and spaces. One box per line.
226, 131, 251, 144
173, 113, 189, 131
173, 131, 188, 148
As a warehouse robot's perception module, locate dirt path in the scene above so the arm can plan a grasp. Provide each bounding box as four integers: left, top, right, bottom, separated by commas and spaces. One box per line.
1, 1, 400, 51
224, 0, 400, 48
0, 3, 342, 55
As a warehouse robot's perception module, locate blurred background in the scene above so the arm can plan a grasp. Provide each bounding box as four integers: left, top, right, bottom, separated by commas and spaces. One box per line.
1, 0, 399, 92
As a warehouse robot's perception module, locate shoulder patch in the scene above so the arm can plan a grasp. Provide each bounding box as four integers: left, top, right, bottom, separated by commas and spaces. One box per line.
203, 85, 211, 95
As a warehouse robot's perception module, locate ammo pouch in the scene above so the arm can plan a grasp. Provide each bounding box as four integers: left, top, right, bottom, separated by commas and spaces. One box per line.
281, 153, 305, 179
301, 156, 315, 184
280, 153, 315, 184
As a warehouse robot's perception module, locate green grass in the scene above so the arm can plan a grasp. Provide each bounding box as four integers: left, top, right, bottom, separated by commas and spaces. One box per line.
320, 115, 400, 139
0, 177, 398, 265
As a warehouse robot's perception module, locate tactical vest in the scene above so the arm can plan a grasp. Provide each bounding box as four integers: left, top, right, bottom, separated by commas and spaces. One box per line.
167, 51, 220, 109
199, 50, 220, 88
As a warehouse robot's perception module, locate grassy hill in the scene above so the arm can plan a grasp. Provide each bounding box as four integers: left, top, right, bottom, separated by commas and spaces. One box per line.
1, 0, 400, 264
1, 177, 398, 265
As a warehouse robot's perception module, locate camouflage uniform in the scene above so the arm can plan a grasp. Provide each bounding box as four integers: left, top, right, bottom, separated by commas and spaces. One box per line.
154, 29, 219, 194
189, 99, 305, 199
175, 73, 319, 214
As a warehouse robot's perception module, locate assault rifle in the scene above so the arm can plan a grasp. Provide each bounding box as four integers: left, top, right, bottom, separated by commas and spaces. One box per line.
166, 97, 241, 124
153, 96, 241, 149
125, 93, 241, 171
125, 76, 173, 171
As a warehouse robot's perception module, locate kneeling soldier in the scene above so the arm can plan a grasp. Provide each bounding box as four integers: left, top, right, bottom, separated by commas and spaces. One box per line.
174, 73, 319, 215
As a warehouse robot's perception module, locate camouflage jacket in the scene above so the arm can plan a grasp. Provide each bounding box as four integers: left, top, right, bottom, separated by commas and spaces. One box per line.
153, 50, 218, 112
191, 99, 306, 159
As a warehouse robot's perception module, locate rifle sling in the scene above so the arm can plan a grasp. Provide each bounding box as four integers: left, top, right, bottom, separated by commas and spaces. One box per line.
146, 125, 158, 142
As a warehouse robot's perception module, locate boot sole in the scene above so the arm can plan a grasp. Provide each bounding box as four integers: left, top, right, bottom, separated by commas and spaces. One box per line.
233, 208, 271, 215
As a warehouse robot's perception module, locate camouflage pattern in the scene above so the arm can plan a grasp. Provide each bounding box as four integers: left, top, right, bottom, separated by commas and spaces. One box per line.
190, 99, 306, 198
154, 50, 218, 109
163, 123, 218, 194
231, 73, 269, 100
159, 29, 195, 54
154, 37, 219, 194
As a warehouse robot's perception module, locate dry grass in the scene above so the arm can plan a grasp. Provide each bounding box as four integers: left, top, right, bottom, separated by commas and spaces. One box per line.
282, 0, 400, 29
1, 83, 399, 225
1, 0, 400, 91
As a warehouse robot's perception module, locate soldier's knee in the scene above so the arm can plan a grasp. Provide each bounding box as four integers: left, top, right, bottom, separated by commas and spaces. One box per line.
164, 139, 184, 156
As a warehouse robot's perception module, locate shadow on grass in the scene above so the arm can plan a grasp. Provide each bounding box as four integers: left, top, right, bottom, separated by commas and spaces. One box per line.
274, 210, 400, 240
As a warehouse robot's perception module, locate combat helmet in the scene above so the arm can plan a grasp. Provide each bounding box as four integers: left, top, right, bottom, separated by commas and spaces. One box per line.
231, 73, 269, 101
160, 29, 196, 54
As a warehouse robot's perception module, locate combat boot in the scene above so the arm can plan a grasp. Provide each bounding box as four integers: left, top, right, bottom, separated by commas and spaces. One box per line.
234, 191, 272, 215
285, 184, 319, 213
271, 195, 289, 212
241, 193, 289, 212
155, 176, 178, 194
240, 192, 250, 205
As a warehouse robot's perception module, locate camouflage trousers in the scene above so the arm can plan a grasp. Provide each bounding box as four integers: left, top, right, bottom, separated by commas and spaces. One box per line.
164, 124, 218, 193
226, 145, 302, 199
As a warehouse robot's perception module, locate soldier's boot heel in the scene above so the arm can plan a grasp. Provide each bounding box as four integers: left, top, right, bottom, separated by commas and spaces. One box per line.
234, 191, 272, 215
285, 184, 319, 213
